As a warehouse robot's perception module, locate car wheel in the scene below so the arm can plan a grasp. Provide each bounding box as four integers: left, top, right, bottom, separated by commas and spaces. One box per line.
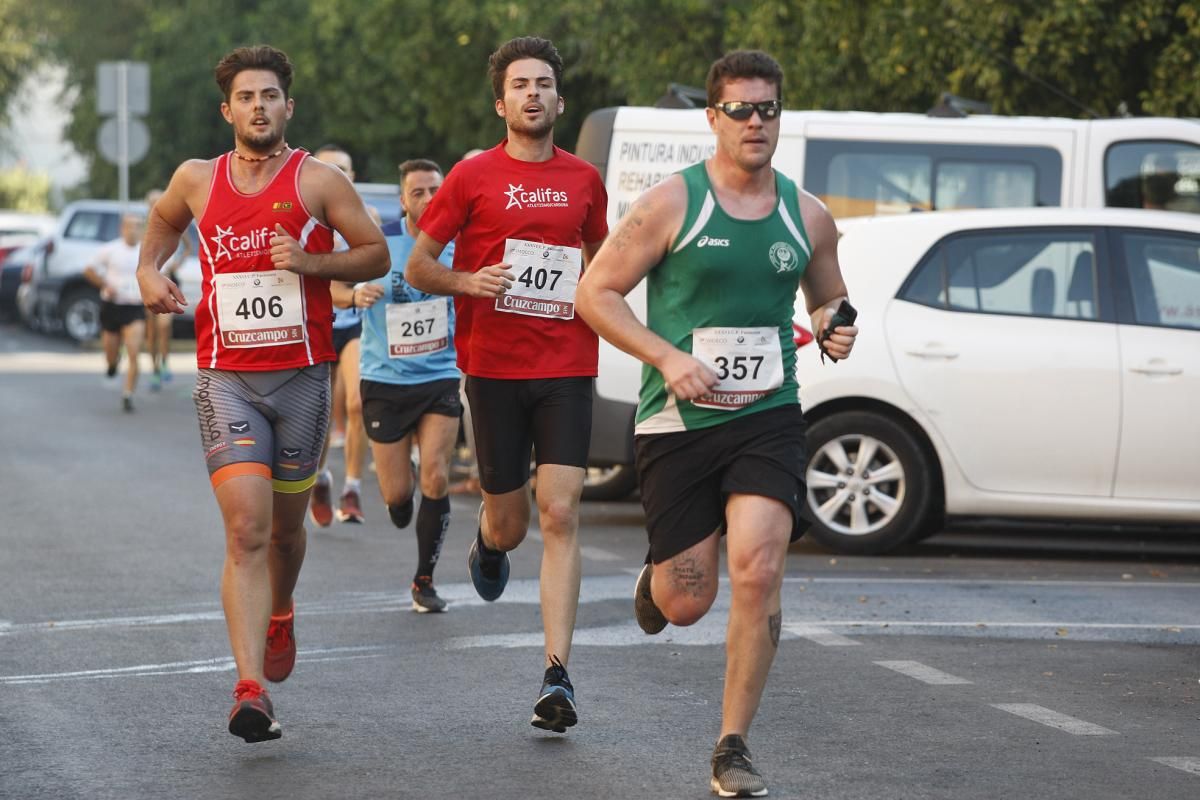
580, 464, 639, 502
804, 411, 935, 554
61, 287, 101, 343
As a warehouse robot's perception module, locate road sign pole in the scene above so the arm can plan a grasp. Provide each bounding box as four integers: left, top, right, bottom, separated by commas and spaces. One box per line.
118, 61, 129, 211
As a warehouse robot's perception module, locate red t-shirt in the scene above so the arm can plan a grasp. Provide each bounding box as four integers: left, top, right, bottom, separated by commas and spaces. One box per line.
418, 141, 609, 379
195, 149, 335, 371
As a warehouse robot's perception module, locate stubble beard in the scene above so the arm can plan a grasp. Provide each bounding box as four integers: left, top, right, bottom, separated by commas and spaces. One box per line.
238, 123, 286, 154
507, 109, 556, 141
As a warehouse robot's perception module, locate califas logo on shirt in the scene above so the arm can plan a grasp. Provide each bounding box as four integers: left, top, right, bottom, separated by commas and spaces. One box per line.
769, 241, 800, 273
504, 183, 569, 211
210, 225, 274, 262
697, 235, 731, 248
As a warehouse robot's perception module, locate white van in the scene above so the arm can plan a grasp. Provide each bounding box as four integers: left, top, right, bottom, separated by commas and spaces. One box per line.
572, 107, 1200, 500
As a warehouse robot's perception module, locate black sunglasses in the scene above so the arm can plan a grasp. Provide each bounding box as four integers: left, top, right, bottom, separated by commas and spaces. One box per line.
714, 100, 781, 121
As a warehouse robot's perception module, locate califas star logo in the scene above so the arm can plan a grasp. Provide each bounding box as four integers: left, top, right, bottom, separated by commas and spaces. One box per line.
504, 183, 524, 210
211, 225, 234, 262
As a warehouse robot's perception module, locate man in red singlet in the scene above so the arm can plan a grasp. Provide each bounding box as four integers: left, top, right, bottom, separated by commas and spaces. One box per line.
137, 45, 388, 743
406, 36, 608, 734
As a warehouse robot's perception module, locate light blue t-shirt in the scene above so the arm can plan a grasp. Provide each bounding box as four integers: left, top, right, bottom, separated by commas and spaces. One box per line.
330, 231, 361, 329
360, 216, 459, 385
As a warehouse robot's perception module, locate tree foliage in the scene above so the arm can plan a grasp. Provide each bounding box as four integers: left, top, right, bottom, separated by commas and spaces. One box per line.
18, 0, 1200, 199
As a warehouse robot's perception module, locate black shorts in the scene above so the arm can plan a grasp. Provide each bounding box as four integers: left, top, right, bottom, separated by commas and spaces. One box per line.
635, 404, 810, 564
361, 378, 463, 443
332, 322, 362, 357
464, 375, 592, 494
99, 302, 145, 333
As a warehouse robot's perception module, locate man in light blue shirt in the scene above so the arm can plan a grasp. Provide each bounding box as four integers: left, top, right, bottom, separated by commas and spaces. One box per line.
354, 158, 460, 612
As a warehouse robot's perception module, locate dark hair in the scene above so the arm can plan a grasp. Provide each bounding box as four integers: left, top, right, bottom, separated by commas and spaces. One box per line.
398, 158, 443, 185
705, 50, 783, 108
214, 45, 294, 101
488, 36, 563, 100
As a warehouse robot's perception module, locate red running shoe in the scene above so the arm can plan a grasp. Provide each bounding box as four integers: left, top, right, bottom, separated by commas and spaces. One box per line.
228, 679, 282, 742
264, 606, 296, 683
335, 488, 364, 523
309, 474, 333, 527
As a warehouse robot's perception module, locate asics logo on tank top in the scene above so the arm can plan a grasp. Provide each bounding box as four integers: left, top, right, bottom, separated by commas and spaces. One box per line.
504, 183, 569, 210
696, 235, 730, 248
210, 224, 274, 262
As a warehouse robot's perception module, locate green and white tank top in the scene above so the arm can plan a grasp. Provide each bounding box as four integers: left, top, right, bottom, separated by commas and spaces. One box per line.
636, 161, 811, 434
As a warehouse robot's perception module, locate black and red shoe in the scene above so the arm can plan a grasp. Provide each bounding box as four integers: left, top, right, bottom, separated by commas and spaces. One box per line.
228, 679, 282, 743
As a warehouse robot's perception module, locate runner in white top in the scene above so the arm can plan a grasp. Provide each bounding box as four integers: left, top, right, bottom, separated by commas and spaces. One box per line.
84, 213, 147, 412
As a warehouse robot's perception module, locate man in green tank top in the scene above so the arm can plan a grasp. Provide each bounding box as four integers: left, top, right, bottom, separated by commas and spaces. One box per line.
578, 50, 858, 797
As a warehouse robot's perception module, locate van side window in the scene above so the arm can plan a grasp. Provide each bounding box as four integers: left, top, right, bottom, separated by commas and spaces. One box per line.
1120, 231, 1200, 329
1105, 141, 1200, 214
900, 230, 1098, 320
806, 140, 1062, 220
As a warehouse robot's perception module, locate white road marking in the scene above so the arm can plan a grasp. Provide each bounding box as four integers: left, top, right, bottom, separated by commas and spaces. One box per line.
579, 546, 622, 562
0, 351, 198, 375
874, 660, 971, 685
991, 704, 1117, 735
0, 646, 385, 685
783, 577, 1200, 590
779, 621, 1200, 632
783, 624, 861, 646
0, 577, 640, 637
1149, 757, 1200, 776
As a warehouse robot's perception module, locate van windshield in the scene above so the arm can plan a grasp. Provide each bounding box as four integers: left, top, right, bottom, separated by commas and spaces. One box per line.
1105, 140, 1200, 214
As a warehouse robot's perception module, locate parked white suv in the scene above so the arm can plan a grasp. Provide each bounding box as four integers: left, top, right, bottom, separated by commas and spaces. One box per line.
29, 200, 147, 341
798, 207, 1200, 552
28, 200, 201, 342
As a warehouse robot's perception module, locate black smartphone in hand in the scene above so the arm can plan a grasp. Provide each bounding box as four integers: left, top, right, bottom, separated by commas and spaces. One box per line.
819, 299, 857, 363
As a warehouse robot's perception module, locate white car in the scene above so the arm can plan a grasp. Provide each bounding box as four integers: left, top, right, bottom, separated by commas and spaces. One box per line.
799, 207, 1200, 553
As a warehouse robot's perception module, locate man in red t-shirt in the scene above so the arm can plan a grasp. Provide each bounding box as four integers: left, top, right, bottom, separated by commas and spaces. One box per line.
407, 35, 607, 735
137, 45, 388, 743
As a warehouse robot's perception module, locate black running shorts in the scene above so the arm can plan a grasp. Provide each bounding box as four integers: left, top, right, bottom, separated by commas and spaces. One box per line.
193, 363, 331, 493
100, 301, 145, 333
464, 375, 592, 495
332, 321, 362, 357
635, 404, 810, 564
360, 377, 463, 444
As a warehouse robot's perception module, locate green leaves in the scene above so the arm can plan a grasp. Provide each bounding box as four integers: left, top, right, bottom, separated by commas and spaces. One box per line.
17, 0, 1200, 200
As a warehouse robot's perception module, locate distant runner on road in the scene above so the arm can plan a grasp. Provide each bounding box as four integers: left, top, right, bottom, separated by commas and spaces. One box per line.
355, 158, 460, 613
84, 213, 147, 413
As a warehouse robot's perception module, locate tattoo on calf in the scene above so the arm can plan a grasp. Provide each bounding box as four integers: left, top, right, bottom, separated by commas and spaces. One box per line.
768, 610, 782, 648
669, 554, 708, 598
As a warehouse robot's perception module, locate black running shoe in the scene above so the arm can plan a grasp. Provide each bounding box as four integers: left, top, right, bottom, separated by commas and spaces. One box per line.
710, 734, 767, 797
468, 502, 509, 601
387, 496, 413, 529
634, 563, 668, 634
531, 654, 577, 733
411, 576, 448, 613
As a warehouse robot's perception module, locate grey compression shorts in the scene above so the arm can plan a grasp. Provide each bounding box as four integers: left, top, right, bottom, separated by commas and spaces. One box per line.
193, 363, 331, 492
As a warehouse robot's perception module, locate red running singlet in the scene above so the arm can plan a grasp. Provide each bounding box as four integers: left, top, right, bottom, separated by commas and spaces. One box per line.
194, 149, 336, 371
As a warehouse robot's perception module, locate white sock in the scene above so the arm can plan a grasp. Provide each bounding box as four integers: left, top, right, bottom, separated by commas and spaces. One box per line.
343, 478, 361, 495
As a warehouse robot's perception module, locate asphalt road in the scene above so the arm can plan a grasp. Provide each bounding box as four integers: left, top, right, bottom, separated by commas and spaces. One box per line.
2, 321, 1198, 799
